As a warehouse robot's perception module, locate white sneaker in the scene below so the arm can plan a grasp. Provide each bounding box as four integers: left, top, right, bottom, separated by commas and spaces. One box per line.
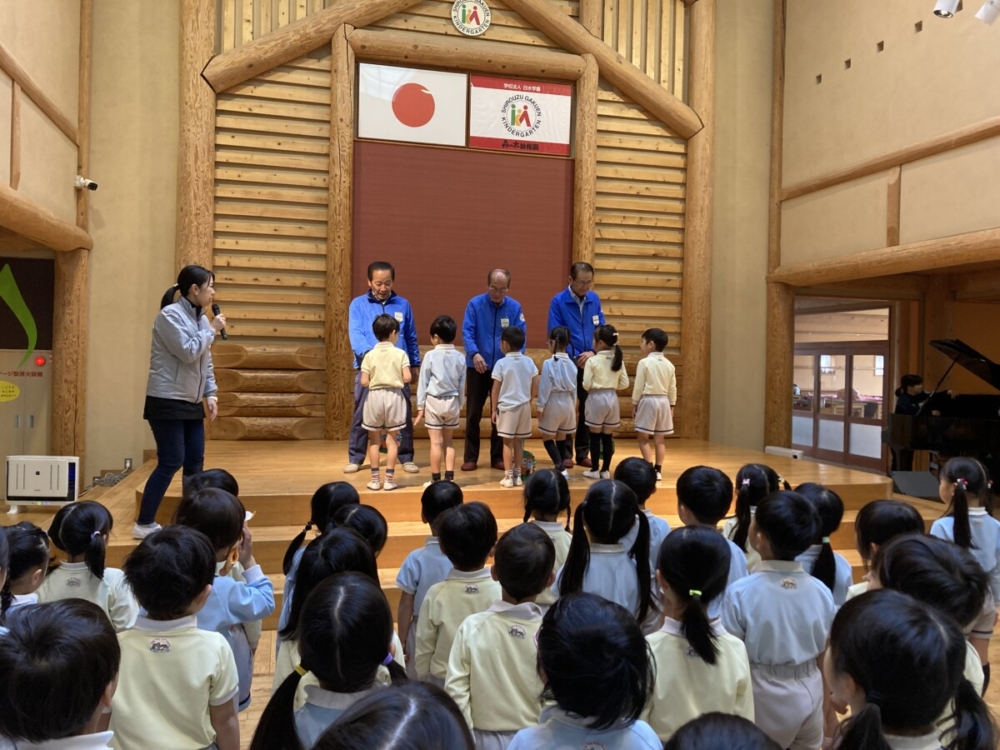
599, 471, 611, 479
500, 476, 515, 488
402, 463, 419, 474
656, 470, 662, 481
132, 522, 162, 540
561, 470, 570, 479
366, 479, 381, 491
383, 480, 398, 491
514, 475, 523, 487
423, 480, 434, 488
344, 463, 361, 474
582, 470, 601, 480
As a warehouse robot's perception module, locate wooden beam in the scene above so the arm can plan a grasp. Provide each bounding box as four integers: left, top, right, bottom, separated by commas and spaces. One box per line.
9, 83, 20, 190
573, 53, 597, 268
886, 165, 901, 248
203, 0, 422, 93
780, 114, 1000, 203
76, 0, 93, 230
0, 41, 78, 145
769, 227, 1000, 287
579, 0, 602, 36
767, 0, 785, 274
763, 282, 794, 447
503, 0, 704, 139
176, 0, 217, 271
0, 182, 93, 251
950, 267, 1000, 301
797, 275, 929, 301
326, 25, 355, 440
678, 0, 714, 439
348, 27, 587, 80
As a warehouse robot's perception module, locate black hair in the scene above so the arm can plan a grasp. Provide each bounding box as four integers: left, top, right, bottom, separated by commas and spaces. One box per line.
487, 268, 511, 287
279, 527, 379, 641
122, 526, 216, 620
730, 464, 773, 550
495, 524, 556, 602
537, 592, 653, 730
420, 481, 464, 531
753, 491, 821, 561
593, 324, 623, 371
656, 527, 732, 665
559, 480, 652, 624
895, 373, 923, 398
548, 325, 570, 351
331, 504, 388, 557
372, 313, 399, 342
0, 599, 120, 743
0, 524, 8, 578
614, 457, 657, 505
251, 573, 406, 750
664, 713, 781, 750
367, 261, 395, 281
313, 682, 474, 750
1, 523, 50, 618
283, 482, 360, 575
161, 264, 214, 309
794, 482, 844, 593
641, 327, 669, 352
437, 502, 498, 571
570, 262, 595, 279
676, 465, 735, 525
874, 533, 988, 629
523, 469, 571, 530
940, 457, 993, 550
855, 499, 925, 569
183, 468, 240, 497
830, 589, 995, 750
429, 315, 457, 343
47, 501, 114, 581
501, 325, 525, 351
172, 487, 245, 554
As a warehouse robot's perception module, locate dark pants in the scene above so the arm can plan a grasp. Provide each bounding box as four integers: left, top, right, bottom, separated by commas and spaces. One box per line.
892, 448, 915, 472
138, 418, 205, 525
565, 367, 591, 461
464, 368, 502, 465
348, 372, 414, 465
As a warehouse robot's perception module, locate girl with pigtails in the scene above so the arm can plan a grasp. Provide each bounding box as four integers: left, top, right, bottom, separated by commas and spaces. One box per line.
723, 464, 784, 572
581, 324, 629, 480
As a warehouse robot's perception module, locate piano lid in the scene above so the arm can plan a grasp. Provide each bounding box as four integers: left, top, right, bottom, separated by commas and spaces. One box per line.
931, 339, 1000, 392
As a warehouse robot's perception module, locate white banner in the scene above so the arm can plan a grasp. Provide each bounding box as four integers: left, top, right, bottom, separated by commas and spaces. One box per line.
358, 64, 467, 147
469, 76, 573, 156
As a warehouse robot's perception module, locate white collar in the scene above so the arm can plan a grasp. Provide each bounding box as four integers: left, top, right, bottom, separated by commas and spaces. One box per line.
304, 684, 378, 711
883, 732, 943, 750
54, 561, 90, 571
373, 341, 395, 349
487, 600, 545, 621
531, 520, 567, 533
659, 615, 725, 638
446, 568, 492, 581
755, 560, 806, 574
423, 536, 441, 547
552, 352, 571, 360
433, 344, 456, 350
642, 509, 655, 518
504, 352, 524, 359
968, 507, 988, 516
646, 352, 666, 359
540, 706, 630, 732
595, 350, 615, 358
590, 542, 626, 554
9, 593, 39, 608
8, 731, 116, 749
133, 615, 198, 632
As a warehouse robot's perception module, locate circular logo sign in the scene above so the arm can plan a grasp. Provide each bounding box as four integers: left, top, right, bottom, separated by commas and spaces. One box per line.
501, 94, 542, 139
0, 381, 20, 403
451, 0, 491, 36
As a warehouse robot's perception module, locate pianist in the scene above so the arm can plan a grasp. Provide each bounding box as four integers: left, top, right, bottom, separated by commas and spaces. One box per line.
893, 375, 929, 471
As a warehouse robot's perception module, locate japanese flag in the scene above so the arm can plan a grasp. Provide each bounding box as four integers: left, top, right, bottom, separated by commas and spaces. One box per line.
358, 64, 468, 147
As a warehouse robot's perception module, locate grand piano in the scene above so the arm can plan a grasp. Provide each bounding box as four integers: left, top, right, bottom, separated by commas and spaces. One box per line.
887, 339, 1000, 478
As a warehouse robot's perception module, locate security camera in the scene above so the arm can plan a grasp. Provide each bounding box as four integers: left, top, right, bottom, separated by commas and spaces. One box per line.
934, 0, 960, 17
977, 0, 1000, 23
74, 175, 98, 191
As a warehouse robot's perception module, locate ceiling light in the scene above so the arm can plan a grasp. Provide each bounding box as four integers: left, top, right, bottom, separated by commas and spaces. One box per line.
934, 0, 960, 16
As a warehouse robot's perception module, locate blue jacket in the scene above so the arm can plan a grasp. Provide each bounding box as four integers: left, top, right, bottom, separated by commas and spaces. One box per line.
547, 287, 605, 360
461, 293, 526, 369
348, 291, 420, 370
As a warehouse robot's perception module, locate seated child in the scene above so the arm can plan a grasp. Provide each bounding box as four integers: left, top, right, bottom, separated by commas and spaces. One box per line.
723, 464, 787, 573
0, 523, 49, 620
112, 527, 240, 750
415, 315, 466, 484
848, 499, 925, 600
491, 326, 539, 488
616, 457, 671, 573
330, 504, 388, 558
415, 502, 501, 687
522, 469, 572, 606
631, 327, 677, 480
794, 483, 854, 606
446, 523, 556, 747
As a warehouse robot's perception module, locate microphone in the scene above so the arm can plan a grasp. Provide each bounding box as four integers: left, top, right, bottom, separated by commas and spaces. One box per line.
211, 303, 228, 340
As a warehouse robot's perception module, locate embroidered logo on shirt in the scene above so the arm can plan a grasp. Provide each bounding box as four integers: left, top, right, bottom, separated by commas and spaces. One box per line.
781, 578, 797, 589
685, 646, 699, 658
508, 624, 527, 639
464, 584, 481, 594
66, 578, 82, 588
149, 638, 171, 653
582, 743, 607, 750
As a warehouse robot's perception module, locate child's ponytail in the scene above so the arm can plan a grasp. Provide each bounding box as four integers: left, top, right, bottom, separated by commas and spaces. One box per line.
732, 465, 769, 550
680, 590, 718, 666
86, 530, 108, 581
522, 469, 572, 531
250, 669, 305, 750
628, 509, 652, 625
594, 325, 624, 371
1, 523, 50, 618
282, 482, 361, 575
835, 703, 892, 750
558, 503, 591, 599
796, 483, 843, 594
48, 501, 113, 581
941, 457, 991, 550
951, 677, 997, 750
282, 522, 312, 576
549, 326, 570, 352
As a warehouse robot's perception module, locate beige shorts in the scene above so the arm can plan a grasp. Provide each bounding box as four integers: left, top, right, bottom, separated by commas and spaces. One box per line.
969, 588, 997, 640
496, 402, 532, 438
750, 662, 824, 750
423, 394, 460, 430
538, 391, 577, 436
584, 389, 620, 430
634, 395, 674, 435
362, 388, 408, 432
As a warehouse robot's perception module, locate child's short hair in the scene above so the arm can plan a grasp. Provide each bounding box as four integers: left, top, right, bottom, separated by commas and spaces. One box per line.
48, 500, 114, 580
283, 482, 361, 575
641, 328, 669, 352
0, 599, 121, 743
665, 713, 780, 750
123, 527, 216, 619
372, 313, 399, 342
1, 523, 50, 618
537, 592, 652, 730
172, 487, 244, 553
855, 499, 925, 568
753, 491, 820, 561
429, 315, 457, 343
421, 481, 464, 530
500, 326, 525, 351
548, 326, 570, 349
676, 465, 734, 525
183, 468, 240, 498
494, 524, 555, 601
523, 469, 571, 530
613, 457, 657, 505
438, 502, 498, 571
331, 504, 388, 557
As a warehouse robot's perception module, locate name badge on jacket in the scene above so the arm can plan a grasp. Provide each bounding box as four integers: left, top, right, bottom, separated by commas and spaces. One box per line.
394, 311, 404, 322
500, 317, 509, 328
592, 315, 600, 325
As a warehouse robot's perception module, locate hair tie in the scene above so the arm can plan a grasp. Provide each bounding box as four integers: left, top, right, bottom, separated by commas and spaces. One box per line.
990, 480, 994, 490
303, 521, 314, 532
821, 536, 830, 544
173, 283, 180, 289
295, 664, 308, 677
956, 477, 969, 490
91, 530, 102, 540
741, 478, 751, 488
688, 589, 702, 598
382, 653, 394, 666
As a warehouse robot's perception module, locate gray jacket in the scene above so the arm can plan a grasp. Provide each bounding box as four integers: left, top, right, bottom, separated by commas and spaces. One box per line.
145, 298, 217, 403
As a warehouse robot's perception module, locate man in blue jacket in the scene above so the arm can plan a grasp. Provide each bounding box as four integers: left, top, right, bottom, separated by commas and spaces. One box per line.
461, 269, 526, 471
546, 262, 605, 468
345, 261, 421, 473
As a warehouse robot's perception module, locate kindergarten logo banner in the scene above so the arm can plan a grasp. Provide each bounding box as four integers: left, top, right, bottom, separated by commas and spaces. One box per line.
468, 76, 573, 156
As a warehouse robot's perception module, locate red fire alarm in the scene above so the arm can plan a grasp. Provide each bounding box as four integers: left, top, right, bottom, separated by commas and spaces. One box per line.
34, 356, 46, 366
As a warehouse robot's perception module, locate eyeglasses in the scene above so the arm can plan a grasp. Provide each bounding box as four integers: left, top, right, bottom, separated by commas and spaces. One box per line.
489, 286, 508, 294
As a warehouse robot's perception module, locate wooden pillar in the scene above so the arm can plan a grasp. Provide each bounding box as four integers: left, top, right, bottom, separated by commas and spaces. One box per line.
326, 25, 356, 440
9, 83, 20, 190
678, 0, 715, 440
579, 0, 602, 36
922, 283, 953, 388
176, 0, 217, 271
573, 53, 597, 268
886, 166, 901, 247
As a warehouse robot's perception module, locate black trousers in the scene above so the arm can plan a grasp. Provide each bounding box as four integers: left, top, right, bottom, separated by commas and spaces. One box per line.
564, 366, 591, 461
464, 368, 503, 465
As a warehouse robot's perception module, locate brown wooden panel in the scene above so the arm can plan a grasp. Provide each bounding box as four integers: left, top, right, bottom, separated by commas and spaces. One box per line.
215, 368, 326, 392
216, 392, 325, 417
212, 343, 324, 369
209, 416, 325, 439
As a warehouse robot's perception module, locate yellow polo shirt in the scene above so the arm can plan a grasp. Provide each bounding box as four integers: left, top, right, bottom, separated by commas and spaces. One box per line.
361, 342, 410, 390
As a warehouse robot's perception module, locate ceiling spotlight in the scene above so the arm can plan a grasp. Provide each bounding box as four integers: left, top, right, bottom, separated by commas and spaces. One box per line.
977, 0, 1000, 23
934, 0, 960, 16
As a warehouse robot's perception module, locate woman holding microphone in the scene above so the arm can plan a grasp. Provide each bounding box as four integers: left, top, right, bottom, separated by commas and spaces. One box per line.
133, 265, 226, 539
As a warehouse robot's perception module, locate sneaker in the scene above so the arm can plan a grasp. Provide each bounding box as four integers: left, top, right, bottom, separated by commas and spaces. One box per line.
599, 471, 611, 479
500, 476, 515, 488
656, 470, 662, 481
366, 480, 381, 491
561, 469, 571, 479
582, 470, 601, 480
514, 475, 523, 487
132, 522, 162, 540
343, 463, 361, 474
402, 463, 419, 474
383, 480, 398, 491
423, 480, 434, 488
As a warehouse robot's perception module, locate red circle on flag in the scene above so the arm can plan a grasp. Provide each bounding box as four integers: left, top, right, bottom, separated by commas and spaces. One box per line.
392, 83, 435, 128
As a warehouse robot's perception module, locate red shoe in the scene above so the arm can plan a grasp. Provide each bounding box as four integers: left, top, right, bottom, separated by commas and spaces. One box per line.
577, 458, 593, 468
461, 462, 478, 472
562, 458, 574, 469
491, 461, 506, 471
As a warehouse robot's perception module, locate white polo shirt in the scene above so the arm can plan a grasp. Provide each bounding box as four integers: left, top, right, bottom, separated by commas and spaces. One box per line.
395, 537, 454, 618
553, 543, 640, 619
492, 353, 539, 409
508, 707, 661, 750
38, 564, 138, 632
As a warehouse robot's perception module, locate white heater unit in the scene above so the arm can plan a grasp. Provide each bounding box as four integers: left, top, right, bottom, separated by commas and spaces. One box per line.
6, 456, 79, 507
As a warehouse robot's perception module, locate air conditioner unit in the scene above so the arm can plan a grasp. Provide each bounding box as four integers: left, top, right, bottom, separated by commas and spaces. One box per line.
6, 456, 79, 507
764, 446, 804, 460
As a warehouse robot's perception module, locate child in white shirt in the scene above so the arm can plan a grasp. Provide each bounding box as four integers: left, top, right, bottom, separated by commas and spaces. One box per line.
0, 523, 49, 621
848, 499, 925, 601
631, 327, 676, 480
415, 315, 467, 484
522, 469, 572, 607
582, 325, 630, 480
615, 457, 671, 574
723, 464, 787, 574
491, 326, 539, 488
794, 483, 854, 606
537, 326, 578, 474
